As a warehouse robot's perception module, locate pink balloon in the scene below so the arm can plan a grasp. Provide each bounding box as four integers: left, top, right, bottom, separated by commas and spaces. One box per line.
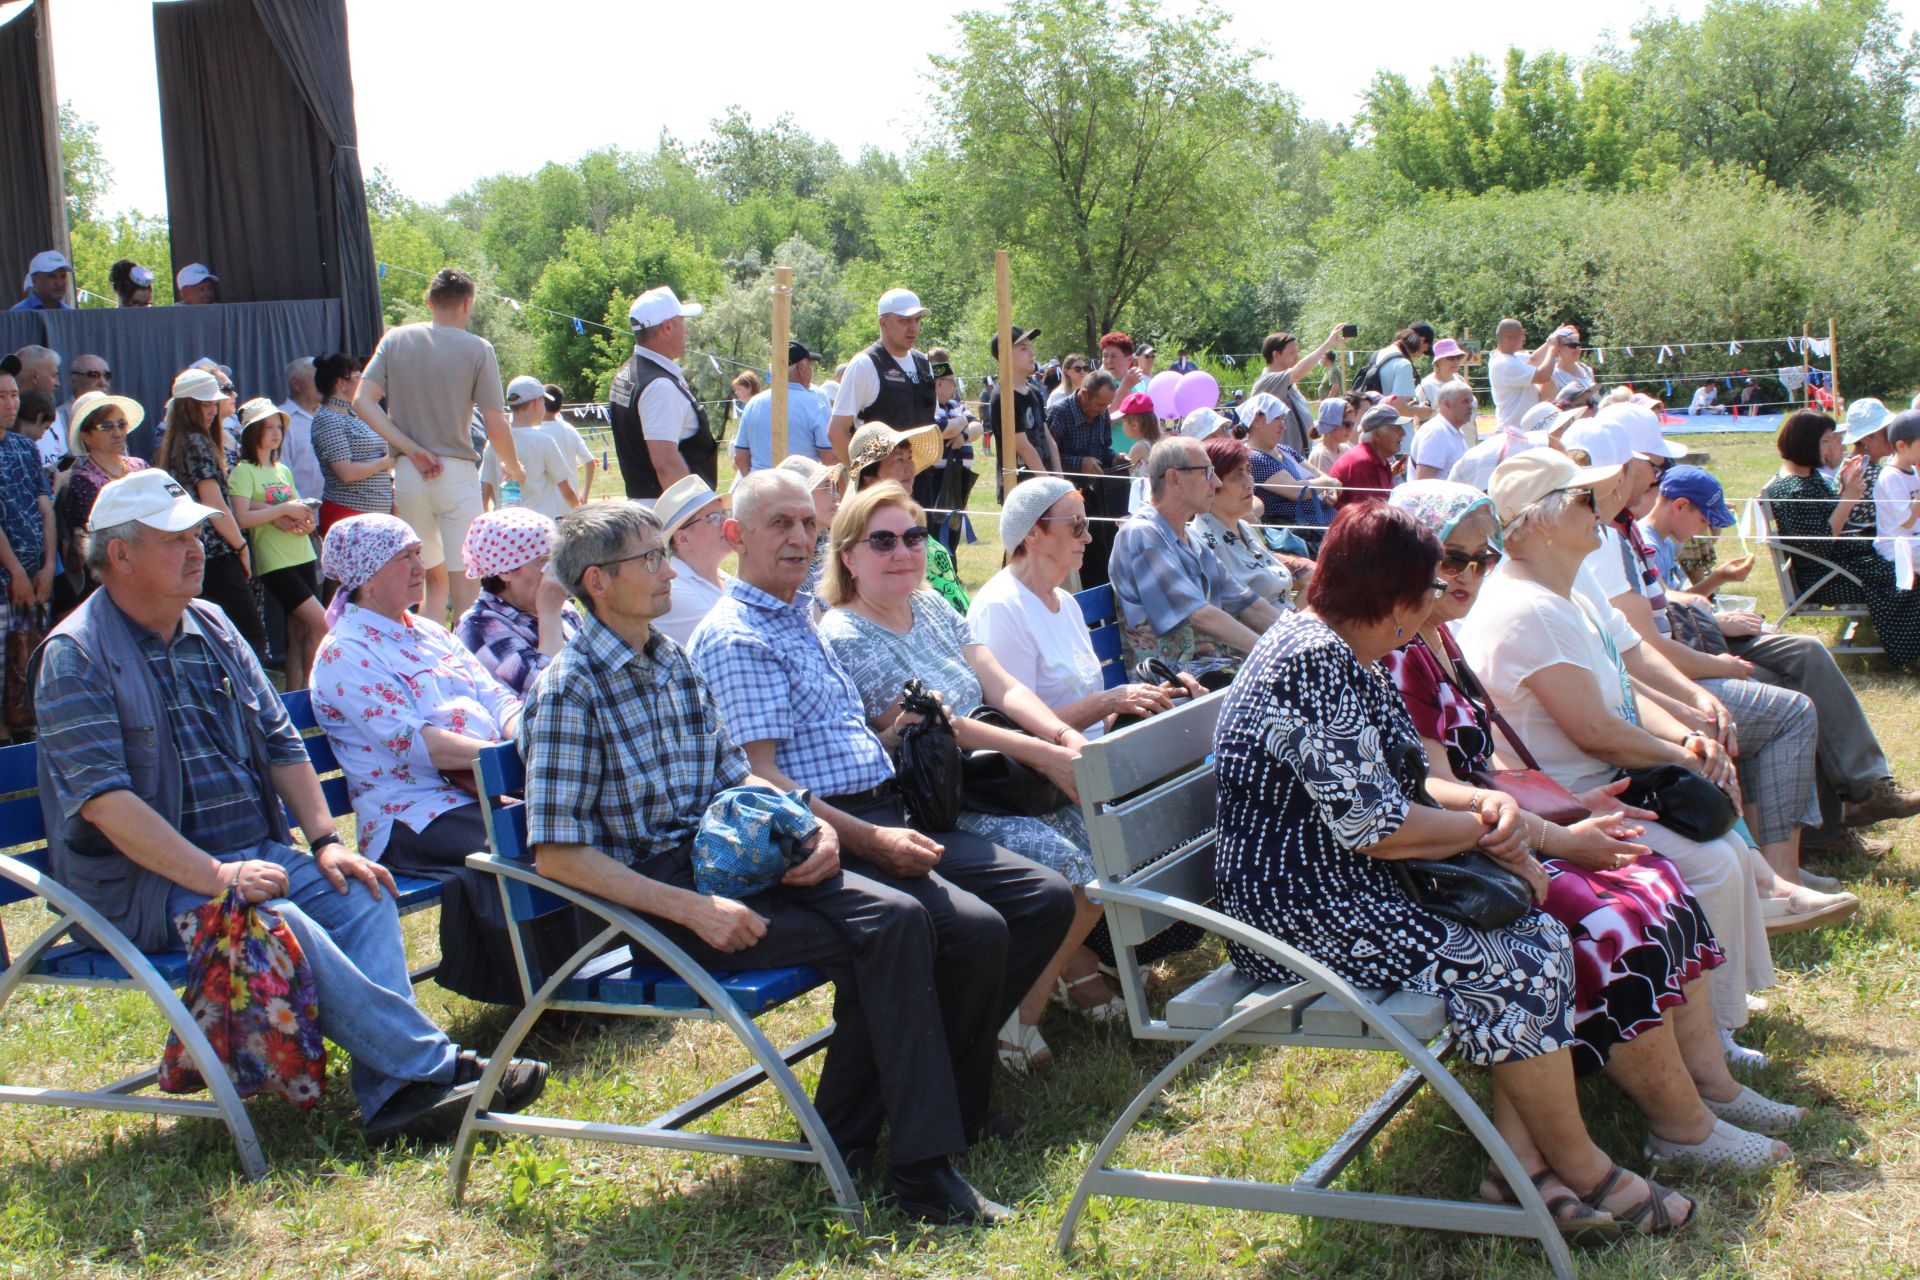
1147, 370, 1183, 419
1172, 370, 1220, 418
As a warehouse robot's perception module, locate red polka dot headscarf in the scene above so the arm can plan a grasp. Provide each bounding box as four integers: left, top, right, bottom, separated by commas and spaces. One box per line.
461, 506, 557, 580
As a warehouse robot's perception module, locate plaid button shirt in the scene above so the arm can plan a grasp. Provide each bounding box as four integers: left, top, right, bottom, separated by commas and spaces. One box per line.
687, 581, 895, 798
519, 613, 747, 869
1046, 394, 1115, 472
1109, 506, 1255, 635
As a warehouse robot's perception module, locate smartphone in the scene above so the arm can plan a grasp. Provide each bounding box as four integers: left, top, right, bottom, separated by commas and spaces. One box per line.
1340, 323, 1359, 338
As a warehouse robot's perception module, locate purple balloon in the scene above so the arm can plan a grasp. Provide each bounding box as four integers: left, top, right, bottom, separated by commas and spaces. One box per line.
1147, 370, 1183, 419
1172, 370, 1220, 418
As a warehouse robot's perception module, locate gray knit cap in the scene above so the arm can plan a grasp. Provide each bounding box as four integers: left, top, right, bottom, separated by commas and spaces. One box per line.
1000, 476, 1077, 553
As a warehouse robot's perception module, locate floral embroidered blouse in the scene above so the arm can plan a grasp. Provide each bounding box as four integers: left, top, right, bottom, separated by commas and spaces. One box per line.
310, 602, 522, 859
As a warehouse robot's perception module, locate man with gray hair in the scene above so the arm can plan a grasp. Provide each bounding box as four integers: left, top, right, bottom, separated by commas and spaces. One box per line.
278, 356, 325, 499
1108, 436, 1279, 675
12, 345, 59, 403
523, 494, 994, 1220
1411, 382, 1476, 480
689, 470, 1074, 1224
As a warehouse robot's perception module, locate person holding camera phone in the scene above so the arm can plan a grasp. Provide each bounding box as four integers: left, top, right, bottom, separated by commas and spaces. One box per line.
1251, 324, 1350, 454
1489, 318, 1578, 430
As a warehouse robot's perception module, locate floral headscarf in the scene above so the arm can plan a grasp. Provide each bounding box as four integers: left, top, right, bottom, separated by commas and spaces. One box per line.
1388, 479, 1500, 548
320, 513, 420, 626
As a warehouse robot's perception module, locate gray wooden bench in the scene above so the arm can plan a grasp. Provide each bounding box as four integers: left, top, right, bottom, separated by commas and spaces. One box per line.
1054, 691, 1575, 1279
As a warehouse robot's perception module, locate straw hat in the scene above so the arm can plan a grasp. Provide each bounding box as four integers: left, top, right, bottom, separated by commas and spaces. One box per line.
847, 421, 941, 482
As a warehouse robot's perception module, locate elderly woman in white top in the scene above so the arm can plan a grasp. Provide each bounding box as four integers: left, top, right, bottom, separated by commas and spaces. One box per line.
311, 514, 543, 1003
969, 477, 1193, 739
652, 475, 735, 646
1455, 452, 1781, 1064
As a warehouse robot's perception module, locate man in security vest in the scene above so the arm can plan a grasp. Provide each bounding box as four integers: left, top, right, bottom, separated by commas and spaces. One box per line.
608, 286, 716, 502
827, 288, 936, 463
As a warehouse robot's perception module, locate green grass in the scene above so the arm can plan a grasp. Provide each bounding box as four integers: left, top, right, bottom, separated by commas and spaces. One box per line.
4, 432, 1920, 1277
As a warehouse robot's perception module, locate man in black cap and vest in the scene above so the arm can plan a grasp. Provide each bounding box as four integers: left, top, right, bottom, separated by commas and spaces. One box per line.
827, 288, 936, 464
608, 285, 716, 502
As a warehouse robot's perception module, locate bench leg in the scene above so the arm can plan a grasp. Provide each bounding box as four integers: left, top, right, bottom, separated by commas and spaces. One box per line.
0, 855, 270, 1182
1056, 985, 1574, 1280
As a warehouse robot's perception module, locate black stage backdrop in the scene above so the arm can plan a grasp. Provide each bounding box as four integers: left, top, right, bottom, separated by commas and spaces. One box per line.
0, 3, 61, 296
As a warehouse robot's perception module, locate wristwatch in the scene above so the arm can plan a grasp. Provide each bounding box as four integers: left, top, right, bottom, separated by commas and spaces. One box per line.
308, 832, 346, 855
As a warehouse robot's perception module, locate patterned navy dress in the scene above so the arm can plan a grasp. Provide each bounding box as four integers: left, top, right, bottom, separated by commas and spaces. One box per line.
1213, 612, 1575, 1065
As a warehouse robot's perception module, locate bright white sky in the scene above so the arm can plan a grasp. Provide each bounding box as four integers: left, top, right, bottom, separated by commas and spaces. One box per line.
12, 0, 1917, 217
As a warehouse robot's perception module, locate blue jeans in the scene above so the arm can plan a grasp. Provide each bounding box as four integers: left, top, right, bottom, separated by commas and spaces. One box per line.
166, 840, 457, 1121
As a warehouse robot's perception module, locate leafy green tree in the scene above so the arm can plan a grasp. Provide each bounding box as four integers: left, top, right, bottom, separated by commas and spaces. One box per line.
58, 102, 111, 226
1614, 0, 1918, 201
930, 0, 1287, 351
696, 108, 843, 203
700, 236, 856, 376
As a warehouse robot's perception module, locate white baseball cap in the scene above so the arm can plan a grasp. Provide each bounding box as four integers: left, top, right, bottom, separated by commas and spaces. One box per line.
627, 285, 702, 330
1596, 401, 1685, 460
1560, 417, 1633, 468
505, 374, 547, 406
88, 469, 223, 533
28, 250, 71, 275
176, 262, 218, 288
876, 288, 930, 319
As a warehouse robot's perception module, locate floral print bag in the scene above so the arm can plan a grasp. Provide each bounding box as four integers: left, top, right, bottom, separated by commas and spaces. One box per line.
158, 886, 327, 1109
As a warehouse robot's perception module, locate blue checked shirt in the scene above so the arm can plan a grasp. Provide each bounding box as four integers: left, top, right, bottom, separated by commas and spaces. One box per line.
1109, 507, 1256, 636
519, 613, 748, 871
1046, 394, 1115, 472
687, 581, 895, 798
36, 603, 307, 854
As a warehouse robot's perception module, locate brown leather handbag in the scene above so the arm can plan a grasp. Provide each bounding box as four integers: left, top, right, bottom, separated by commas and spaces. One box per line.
1450, 654, 1592, 828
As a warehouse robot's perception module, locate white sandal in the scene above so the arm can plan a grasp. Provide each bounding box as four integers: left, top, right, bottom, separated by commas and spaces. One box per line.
996, 1012, 1052, 1073
1054, 972, 1127, 1023
1702, 1083, 1806, 1134
1762, 887, 1858, 935
1647, 1118, 1790, 1170
1721, 1028, 1771, 1074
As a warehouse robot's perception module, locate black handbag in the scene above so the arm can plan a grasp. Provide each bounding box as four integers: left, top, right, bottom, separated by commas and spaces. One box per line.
961, 706, 1069, 817
1620, 764, 1737, 842
892, 679, 963, 834
1388, 743, 1533, 930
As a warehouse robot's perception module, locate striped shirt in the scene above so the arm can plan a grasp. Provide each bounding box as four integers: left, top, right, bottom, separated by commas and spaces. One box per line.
36, 606, 307, 853
310, 398, 393, 512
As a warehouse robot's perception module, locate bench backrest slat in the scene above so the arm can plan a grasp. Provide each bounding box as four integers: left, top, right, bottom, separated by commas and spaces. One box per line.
474, 743, 570, 922
1073, 689, 1224, 808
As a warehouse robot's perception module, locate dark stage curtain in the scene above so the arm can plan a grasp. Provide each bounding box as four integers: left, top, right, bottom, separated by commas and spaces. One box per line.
0, 4, 62, 296
152, 0, 381, 353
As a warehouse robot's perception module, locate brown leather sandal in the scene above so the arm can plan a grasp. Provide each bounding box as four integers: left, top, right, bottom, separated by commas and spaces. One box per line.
1582, 1162, 1696, 1235
1481, 1168, 1624, 1245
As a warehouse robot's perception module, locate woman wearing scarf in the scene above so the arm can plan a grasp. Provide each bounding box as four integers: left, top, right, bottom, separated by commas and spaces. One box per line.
454, 507, 581, 696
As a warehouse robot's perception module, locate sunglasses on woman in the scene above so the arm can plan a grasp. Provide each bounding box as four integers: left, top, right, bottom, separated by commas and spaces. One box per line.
1570, 488, 1598, 511
858, 527, 930, 554
1038, 514, 1090, 537
1438, 547, 1502, 578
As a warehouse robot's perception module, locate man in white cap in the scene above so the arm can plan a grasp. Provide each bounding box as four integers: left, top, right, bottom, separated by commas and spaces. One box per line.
607, 284, 712, 502
11, 251, 73, 311
355, 267, 521, 624
827, 288, 935, 463
479, 376, 578, 519
174, 262, 219, 305
32, 470, 548, 1144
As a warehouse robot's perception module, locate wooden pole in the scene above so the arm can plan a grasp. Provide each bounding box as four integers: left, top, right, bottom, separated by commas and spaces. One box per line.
995, 251, 1016, 500
769, 266, 793, 465
1827, 316, 1841, 412
1801, 324, 1810, 409
33, 0, 72, 303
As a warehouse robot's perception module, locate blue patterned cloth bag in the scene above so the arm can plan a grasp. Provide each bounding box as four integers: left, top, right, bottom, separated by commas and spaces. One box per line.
693, 786, 821, 898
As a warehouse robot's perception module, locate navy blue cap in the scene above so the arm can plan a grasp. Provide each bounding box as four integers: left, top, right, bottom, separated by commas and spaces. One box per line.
1659, 465, 1736, 529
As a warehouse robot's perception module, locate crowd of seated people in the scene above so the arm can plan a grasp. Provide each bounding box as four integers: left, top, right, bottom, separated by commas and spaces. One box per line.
19, 267, 1920, 1238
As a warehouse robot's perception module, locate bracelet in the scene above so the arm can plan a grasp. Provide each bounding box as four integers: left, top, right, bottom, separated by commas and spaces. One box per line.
1467, 789, 1486, 814
1051, 725, 1072, 745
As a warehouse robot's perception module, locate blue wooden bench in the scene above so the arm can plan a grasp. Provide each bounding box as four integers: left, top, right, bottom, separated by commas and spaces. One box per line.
1075, 583, 1129, 689
447, 743, 861, 1226
0, 689, 443, 1180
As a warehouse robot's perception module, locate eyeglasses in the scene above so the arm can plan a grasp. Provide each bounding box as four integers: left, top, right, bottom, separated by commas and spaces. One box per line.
74, 368, 111, 381
217, 384, 236, 396
857, 527, 930, 555
595, 546, 670, 575
1171, 464, 1218, 481
1570, 489, 1598, 511
88, 418, 129, 432
1038, 514, 1090, 537
1438, 548, 1502, 578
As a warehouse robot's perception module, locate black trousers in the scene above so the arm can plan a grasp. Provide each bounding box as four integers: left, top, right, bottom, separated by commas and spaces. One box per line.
809, 792, 1075, 1157
197, 552, 267, 661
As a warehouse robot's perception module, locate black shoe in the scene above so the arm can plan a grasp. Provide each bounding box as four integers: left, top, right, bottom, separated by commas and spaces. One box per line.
363, 1077, 481, 1148
886, 1156, 1014, 1226
453, 1049, 549, 1114
965, 1111, 1019, 1146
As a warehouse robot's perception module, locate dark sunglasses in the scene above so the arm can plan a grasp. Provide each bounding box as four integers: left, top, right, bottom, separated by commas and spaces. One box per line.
858, 527, 930, 554
1570, 488, 1598, 511
1038, 514, 1090, 537
87, 418, 129, 432
1438, 548, 1502, 578
75, 368, 111, 381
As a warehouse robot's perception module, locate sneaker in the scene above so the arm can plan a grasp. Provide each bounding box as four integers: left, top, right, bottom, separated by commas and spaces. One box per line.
1802, 829, 1893, 864
1843, 777, 1920, 828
